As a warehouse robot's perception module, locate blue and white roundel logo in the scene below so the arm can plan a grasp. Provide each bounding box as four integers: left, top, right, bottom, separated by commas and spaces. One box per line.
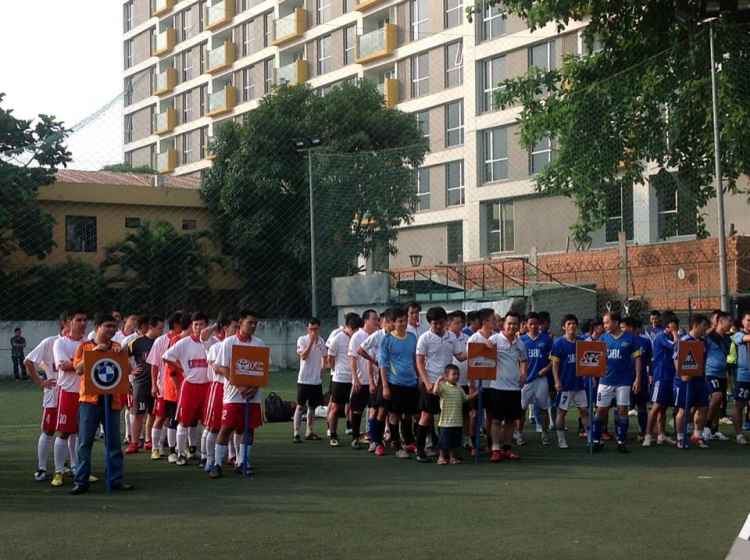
90, 358, 124, 391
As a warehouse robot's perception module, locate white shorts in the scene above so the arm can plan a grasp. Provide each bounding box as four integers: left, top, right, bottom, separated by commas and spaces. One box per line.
558, 390, 588, 411
521, 377, 549, 410
596, 384, 631, 408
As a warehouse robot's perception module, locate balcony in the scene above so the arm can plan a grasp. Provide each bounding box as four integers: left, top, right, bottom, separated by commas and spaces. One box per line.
154, 28, 176, 56
206, 0, 234, 31
153, 107, 176, 135
354, 0, 384, 10
272, 8, 307, 46
274, 59, 307, 86
355, 24, 396, 64
206, 85, 236, 116
157, 149, 177, 174
153, 0, 175, 17
154, 67, 176, 95
377, 78, 398, 108
203, 136, 215, 160
207, 41, 235, 73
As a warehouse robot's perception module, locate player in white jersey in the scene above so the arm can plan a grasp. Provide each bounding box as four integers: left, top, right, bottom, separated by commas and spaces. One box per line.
294, 318, 328, 443
467, 308, 498, 456
51, 309, 89, 487
447, 310, 473, 449
163, 312, 210, 466
347, 310, 379, 449
24, 311, 68, 482
210, 309, 268, 478
327, 315, 361, 446
113, 311, 139, 446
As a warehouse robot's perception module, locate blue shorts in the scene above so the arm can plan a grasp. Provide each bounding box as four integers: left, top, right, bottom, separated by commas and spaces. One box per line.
651, 380, 674, 407
546, 373, 556, 393
734, 381, 750, 402
673, 381, 709, 409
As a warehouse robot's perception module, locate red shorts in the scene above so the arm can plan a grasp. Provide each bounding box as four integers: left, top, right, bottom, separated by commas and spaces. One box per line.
203, 382, 224, 431
176, 381, 209, 425
56, 390, 79, 433
153, 397, 165, 418
41, 407, 58, 432
221, 402, 263, 432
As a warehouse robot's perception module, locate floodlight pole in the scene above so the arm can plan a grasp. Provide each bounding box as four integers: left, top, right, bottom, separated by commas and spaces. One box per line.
307, 150, 318, 318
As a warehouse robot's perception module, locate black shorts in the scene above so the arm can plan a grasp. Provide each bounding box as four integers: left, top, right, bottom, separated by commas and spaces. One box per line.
418, 383, 441, 415
631, 384, 650, 405
481, 387, 493, 411
330, 381, 352, 406
132, 384, 154, 415
461, 385, 474, 414
707, 376, 727, 395
297, 383, 324, 408
350, 385, 370, 412
164, 400, 177, 419
369, 384, 385, 409
387, 384, 419, 415
490, 389, 523, 422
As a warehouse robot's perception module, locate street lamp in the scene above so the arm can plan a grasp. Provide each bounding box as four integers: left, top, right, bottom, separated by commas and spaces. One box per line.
409, 254, 423, 267
294, 137, 322, 317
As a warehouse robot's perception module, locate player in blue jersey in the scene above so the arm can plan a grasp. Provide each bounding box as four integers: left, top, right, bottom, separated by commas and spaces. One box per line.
592, 312, 642, 453
550, 314, 590, 449
672, 314, 711, 449
704, 311, 732, 442
517, 313, 553, 445
620, 317, 651, 441
643, 312, 679, 447
379, 308, 419, 458
463, 311, 479, 337
731, 312, 750, 445
645, 310, 663, 342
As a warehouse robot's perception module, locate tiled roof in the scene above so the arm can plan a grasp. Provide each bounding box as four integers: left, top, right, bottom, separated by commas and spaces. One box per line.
54, 169, 202, 189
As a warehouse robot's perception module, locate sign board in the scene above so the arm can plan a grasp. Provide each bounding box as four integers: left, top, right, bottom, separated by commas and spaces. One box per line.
677, 340, 704, 377
467, 342, 496, 381
82, 350, 130, 396
575, 340, 606, 377
229, 345, 270, 387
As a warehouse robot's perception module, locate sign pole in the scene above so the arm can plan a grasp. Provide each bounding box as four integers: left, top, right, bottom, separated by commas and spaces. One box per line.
589, 379, 594, 455
475, 381, 482, 464
243, 396, 249, 476
682, 384, 690, 450
103, 394, 112, 494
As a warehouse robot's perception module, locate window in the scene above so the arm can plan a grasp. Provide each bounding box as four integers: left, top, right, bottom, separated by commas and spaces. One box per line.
125, 39, 133, 69
124, 77, 134, 106
529, 40, 556, 71
447, 222, 463, 263
446, 161, 464, 206
124, 2, 133, 32
317, 0, 331, 24
125, 217, 141, 229
416, 168, 430, 211
199, 1, 205, 31
149, 105, 155, 133
605, 184, 634, 243
411, 0, 428, 41
181, 9, 192, 41
124, 114, 133, 143
344, 25, 356, 65
444, 0, 463, 29
411, 53, 429, 97
344, 0, 355, 11
318, 84, 333, 97
481, 55, 505, 112
530, 136, 555, 174
264, 58, 273, 93
486, 201, 514, 253
242, 21, 254, 57
180, 91, 191, 123
182, 132, 192, 164
182, 219, 198, 230
445, 101, 463, 147
65, 216, 97, 253
416, 110, 429, 139
482, 127, 508, 183
482, 3, 505, 41
199, 84, 207, 115
263, 12, 272, 47
243, 66, 255, 101
445, 42, 463, 87
317, 35, 332, 75
199, 126, 208, 158
653, 173, 697, 238
182, 50, 192, 82
199, 43, 207, 74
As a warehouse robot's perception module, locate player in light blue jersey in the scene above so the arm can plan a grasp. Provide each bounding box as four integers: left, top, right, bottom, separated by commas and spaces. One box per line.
517, 313, 553, 445
592, 312, 642, 453
704, 311, 732, 442
731, 312, 750, 445
672, 314, 710, 448
643, 312, 679, 447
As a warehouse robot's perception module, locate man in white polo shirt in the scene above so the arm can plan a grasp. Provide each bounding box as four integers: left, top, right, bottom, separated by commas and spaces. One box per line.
294, 318, 328, 443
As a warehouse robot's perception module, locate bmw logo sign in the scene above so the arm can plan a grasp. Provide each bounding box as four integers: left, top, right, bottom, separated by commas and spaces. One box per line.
90, 358, 124, 391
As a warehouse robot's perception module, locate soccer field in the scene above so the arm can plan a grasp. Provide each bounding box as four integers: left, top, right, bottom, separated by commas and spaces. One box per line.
0, 374, 746, 560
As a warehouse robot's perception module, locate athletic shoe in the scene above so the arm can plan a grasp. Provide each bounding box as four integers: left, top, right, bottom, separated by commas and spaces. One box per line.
151, 449, 161, 460
143, 441, 153, 451
293, 434, 302, 444
235, 464, 253, 476
541, 434, 550, 445
356, 437, 369, 445
602, 431, 613, 442
345, 428, 353, 435
402, 443, 417, 453
176, 455, 187, 466
415, 450, 430, 463
529, 416, 537, 425
123, 437, 130, 445
502, 450, 521, 460
720, 417, 732, 425
396, 449, 410, 459
703, 427, 713, 441
187, 450, 198, 460
636, 435, 646, 442
425, 447, 438, 457
51, 472, 64, 487
743, 421, 750, 431
690, 435, 709, 449
63, 461, 70, 475
34, 469, 47, 482
578, 430, 587, 439
305, 433, 322, 441
558, 441, 569, 450
642, 435, 652, 447
351, 440, 362, 450
88, 475, 98, 483
168, 453, 178, 464
209, 465, 223, 479
628, 409, 637, 417
490, 450, 502, 462
737, 434, 748, 445
375, 444, 385, 456
677, 438, 687, 449
657, 435, 677, 446
514, 435, 526, 446
711, 431, 729, 441
125, 442, 138, 454
616, 443, 628, 454
330, 438, 340, 447
462, 436, 472, 449
368, 442, 377, 452
203, 462, 214, 473
198, 458, 207, 469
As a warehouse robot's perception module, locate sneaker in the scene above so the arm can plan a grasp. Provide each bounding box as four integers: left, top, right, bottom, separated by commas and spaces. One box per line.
368, 442, 377, 452
642, 435, 652, 447
123, 437, 131, 445
63, 461, 70, 475
151, 449, 161, 460
168, 453, 178, 464
209, 465, 223, 479
143, 441, 153, 451
737, 434, 748, 445
690, 435, 709, 449
375, 444, 385, 456
396, 449, 410, 459
187, 449, 198, 460
88, 474, 98, 483
514, 435, 526, 446
711, 431, 729, 441
356, 436, 369, 445
305, 433, 322, 441
462, 437, 472, 450
402, 443, 417, 453
198, 458, 207, 469
330, 438, 340, 447
628, 409, 637, 417
351, 440, 362, 450
601, 431, 613, 442
51, 472, 64, 487
34, 469, 47, 482
742, 421, 750, 431
502, 449, 521, 460
558, 441, 570, 450
415, 450, 430, 463
235, 464, 253, 476
293, 434, 302, 444
125, 442, 139, 454
541, 434, 550, 446
578, 430, 587, 439
657, 435, 677, 446
677, 438, 687, 449
425, 446, 438, 457
535, 425, 543, 433
720, 417, 732, 425
616, 443, 628, 454
176, 455, 187, 466
345, 428, 353, 435
204, 461, 214, 473
490, 450, 502, 462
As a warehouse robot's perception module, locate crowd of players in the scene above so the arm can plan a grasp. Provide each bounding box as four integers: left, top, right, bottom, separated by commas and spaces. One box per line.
21, 302, 750, 493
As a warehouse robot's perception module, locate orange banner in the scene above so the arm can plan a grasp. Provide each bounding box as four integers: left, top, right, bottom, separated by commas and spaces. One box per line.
229, 345, 270, 387
81, 350, 130, 396
677, 340, 705, 377
575, 340, 606, 377
467, 342, 497, 381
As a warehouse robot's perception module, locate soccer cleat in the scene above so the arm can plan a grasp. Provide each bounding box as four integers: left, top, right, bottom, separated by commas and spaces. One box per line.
711, 431, 729, 441
375, 444, 385, 456
642, 435, 652, 447
490, 450, 502, 463
402, 443, 417, 453
558, 441, 569, 450
368, 442, 377, 452
138, 437, 145, 449
502, 450, 521, 460
88, 475, 99, 483
34, 469, 47, 482
151, 449, 162, 460
720, 417, 732, 425
305, 433, 322, 441
628, 409, 637, 417
425, 447, 438, 457
541, 434, 550, 446
168, 453, 178, 464
356, 436, 369, 445
415, 450, 430, 463
125, 442, 139, 454
514, 433, 526, 446
395, 449, 410, 459
657, 435, 677, 446
616, 443, 628, 454
198, 458, 207, 469
235, 464, 253, 476
601, 431, 613, 442
690, 435, 709, 449
209, 465, 223, 479
462, 436, 472, 450
143, 441, 153, 451
345, 428, 353, 435
204, 462, 214, 473
175, 455, 186, 466
51, 472, 64, 487
330, 438, 340, 447
737, 434, 748, 445
293, 434, 302, 444
351, 440, 362, 450
578, 430, 587, 439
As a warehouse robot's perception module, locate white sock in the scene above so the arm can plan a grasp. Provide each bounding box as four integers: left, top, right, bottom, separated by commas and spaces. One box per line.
54, 438, 68, 473
207, 432, 218, 464
124, 410, 132, 440
215, 443, 228, 466
293, 408, 303, 436
68, 434, 78, 468
38, 433, 54, 471
306, 406, 315, 435
201, 430, 209, 459
167, 427, 177, 448
557, 429, 567, 445
176, 425, 188, 456
228, 438, 236, 459
151, 427, 163, 449
188, 426, 197, 447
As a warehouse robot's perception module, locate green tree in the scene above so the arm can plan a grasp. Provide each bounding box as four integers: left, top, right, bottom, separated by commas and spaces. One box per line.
100, 221, 217, 315
0, 93, 71, 259
100, 162, 156, 174
201, 82, 428, 317
472, 2, 750, 245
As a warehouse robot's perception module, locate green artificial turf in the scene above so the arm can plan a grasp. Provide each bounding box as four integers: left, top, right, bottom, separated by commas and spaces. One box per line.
0, 373, 746, 560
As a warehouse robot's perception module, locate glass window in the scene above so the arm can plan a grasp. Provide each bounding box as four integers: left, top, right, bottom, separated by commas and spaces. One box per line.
344, 0, 355, 12
65, 216, 97, 253
199, 84, 207, 116
417, 168, 430, 211
318, 35, 332, 75
481, 55, 505, 112
410, 0, 428, 41
182, 90, 192, 123
486, 202, 514, 253
124, 77, 134, 106
182, 132, 192, 164
344, 25, 356, 65
182, 50, 192, 82
411, 53, 429, 97
124, 2, 133, 32
482, 3, 505, 41
445, 41, 463, 87
530, 136, 555, 174
124, 114, 133, 144
529, 40, 556, 71
447, 222, 463, 263
243, 66, 255, 101
181, 9, 192, 41
416, 110, 429, 139
125, 39, 133, 69
317, 0, 331, 24
482, 127, 508, 183
199, 1, 205, 31
445, 101, 463, 147
264, 12, 273, 47
264, 58, 273, 93
199, 126, 208, 158
654, 173, 697, 238
444, 0, 463, 29
125, 217, 140, 229
242, 21, 254, 57
605, 184, 634, 242
446, 161, 464, 206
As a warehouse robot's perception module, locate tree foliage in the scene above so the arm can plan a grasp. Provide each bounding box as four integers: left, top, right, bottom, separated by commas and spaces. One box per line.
201, 82, 428, 317
100, 162, 156, 174
470, 2, 750, 245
